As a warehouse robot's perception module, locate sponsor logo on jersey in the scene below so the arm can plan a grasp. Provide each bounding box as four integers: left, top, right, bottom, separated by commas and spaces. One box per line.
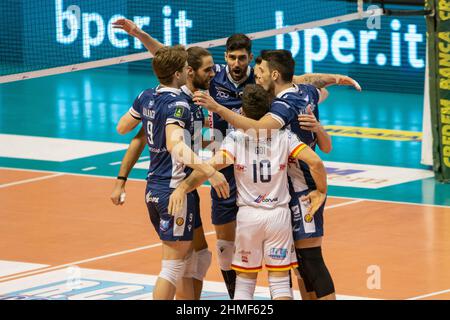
254, 194, 279, 204
269, 248, 288, 260
149, 147, 167, 153
279, 164, 287, 171
241, 255, 248, 263
145, 191, 159, 204
234, 164, 246, 172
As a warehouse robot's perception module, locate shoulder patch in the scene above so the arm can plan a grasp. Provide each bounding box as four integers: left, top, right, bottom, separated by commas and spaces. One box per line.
174, 106, 184, 118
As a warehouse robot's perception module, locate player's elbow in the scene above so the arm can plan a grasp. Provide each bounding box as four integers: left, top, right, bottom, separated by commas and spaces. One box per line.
319, 88, 329, 103
309, 156, 325, 173
320, 144, 332, 154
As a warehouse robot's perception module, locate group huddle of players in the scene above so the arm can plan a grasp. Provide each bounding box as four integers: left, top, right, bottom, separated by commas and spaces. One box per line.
110, 18, 361, 300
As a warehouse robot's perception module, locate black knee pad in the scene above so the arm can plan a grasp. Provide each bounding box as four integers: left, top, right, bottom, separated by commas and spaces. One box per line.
297, 247, 335, 298
295, 248, 315, 293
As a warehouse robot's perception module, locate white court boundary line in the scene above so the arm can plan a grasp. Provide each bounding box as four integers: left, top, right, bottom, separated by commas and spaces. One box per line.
0, 231, 216, 283
0, 9, 384, 83
0, 173, 65, 189
407, 289, 450, 300
0, 199, 362, 283
1, 166, 448, 209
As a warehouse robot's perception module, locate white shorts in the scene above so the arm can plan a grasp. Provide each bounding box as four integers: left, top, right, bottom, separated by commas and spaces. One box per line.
231, 206, 298, 273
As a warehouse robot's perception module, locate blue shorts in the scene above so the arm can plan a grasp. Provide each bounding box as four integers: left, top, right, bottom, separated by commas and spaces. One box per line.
145, 185, 197, 241
289, 189, 326, 241
211, 166, 238, 226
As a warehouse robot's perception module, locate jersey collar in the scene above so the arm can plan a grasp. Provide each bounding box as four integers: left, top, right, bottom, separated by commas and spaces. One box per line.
276, 84, 298, 98
226, 65, 251, 88
156, 85, 181, 95
180, 85, 194, 98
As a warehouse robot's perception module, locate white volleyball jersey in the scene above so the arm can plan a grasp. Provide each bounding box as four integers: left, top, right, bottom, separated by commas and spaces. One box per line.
220, 129, 306, 209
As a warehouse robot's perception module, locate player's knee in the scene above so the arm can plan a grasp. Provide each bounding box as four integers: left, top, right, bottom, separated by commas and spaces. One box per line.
159, 259, 185, 286
193, 249, 212, 281
234, 275, 257, 300
216, 239, 234, 271
268, 275, 293, 300
297, 247, 335, 298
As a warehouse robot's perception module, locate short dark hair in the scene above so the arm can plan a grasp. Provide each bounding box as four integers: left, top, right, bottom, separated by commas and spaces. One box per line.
226, 34, 252, 54
259, 50, 295, 82
187, 46, 212, 71
242, 84, 271, 120
152, 45, 188, 85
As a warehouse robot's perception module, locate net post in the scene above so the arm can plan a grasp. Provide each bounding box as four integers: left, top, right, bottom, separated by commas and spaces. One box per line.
426, 0, 450, 182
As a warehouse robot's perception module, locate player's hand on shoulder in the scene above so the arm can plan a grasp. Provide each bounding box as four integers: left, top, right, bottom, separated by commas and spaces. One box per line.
208, 170, 230, 199
193, 91, 220, 113
112, 18, 140, 37
168, 187, 186, 215
301, 190, 326, 220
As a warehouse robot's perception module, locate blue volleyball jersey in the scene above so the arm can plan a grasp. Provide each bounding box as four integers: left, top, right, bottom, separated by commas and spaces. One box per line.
267, 84, 321, 193
129, 86, 191, 190
208, 64, 255, 138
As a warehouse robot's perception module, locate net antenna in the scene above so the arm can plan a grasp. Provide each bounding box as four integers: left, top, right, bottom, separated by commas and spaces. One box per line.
1, 1, 385, 84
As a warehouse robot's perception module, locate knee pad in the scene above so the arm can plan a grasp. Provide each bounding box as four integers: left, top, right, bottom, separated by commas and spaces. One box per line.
216, 240, 234, 271
295, 248, 314, 293
297, 247, 335, 298
182, 251, 197, 279
159, 259, 185, 286
193, 249, 212, 281
234, 275, 257, 300
269, 276, 293, 300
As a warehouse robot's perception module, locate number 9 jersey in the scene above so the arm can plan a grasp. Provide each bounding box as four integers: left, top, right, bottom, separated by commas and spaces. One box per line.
220, 129, 306, 210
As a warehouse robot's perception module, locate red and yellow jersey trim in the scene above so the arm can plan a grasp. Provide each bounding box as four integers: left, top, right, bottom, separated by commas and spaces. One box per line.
289, 143, 307, 158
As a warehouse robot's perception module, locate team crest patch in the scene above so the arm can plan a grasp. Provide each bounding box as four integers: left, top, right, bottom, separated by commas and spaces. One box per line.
176, 217, 185, 226
174, 106, 184, 118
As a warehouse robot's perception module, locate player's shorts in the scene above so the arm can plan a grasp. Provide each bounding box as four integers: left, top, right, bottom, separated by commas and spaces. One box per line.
192, 189, 202, 229
145, 185, 196, 241
211, 165, 238, 225
289, 189, 327, 241
231, 206, 298, 273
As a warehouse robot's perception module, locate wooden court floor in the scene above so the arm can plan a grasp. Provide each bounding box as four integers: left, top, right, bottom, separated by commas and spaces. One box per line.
1, 167, 449, 300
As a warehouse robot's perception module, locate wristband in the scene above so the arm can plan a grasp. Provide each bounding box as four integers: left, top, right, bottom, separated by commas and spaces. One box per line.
117, 176, 127, 181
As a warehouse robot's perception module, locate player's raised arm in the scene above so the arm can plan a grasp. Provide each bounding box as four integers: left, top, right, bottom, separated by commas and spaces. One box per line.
293, 73, 361, 91
193, 91, 282, 131
110, 127, 146, 205
112, 18, 163, 55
